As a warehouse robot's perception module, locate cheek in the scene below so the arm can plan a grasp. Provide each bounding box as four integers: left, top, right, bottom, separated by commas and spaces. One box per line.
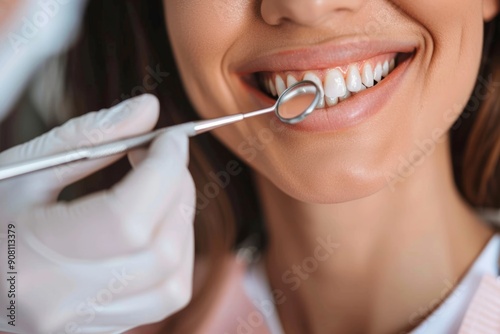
164, 1, 252, 119
395, 0, 484, 132
165, 1, 259, 151
165, 1, 245, 57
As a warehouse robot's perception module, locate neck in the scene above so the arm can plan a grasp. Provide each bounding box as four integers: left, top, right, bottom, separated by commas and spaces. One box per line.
255, 139, 494, 334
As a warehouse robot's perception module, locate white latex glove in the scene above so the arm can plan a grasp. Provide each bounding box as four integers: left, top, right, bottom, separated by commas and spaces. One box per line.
0, 94, 196, 334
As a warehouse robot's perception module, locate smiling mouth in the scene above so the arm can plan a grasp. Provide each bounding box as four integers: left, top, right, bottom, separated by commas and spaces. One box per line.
248, 52, 412, 109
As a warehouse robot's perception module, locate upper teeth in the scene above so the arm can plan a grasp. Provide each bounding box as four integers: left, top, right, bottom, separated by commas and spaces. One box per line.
263, 56, 397, 109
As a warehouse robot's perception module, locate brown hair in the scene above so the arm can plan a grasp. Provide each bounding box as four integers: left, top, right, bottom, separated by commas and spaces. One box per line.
65, 1, 263, 331
452, 19, 500, 208
64, 1, 499, 331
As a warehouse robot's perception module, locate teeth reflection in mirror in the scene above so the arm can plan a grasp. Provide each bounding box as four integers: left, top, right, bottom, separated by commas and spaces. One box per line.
303, 72, 325, 108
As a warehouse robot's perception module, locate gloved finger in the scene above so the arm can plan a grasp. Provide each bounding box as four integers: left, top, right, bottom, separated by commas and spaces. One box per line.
96, 171, 195, 293
95, 179, 195, 297
17, 224, 193, 300
75, 229, 194, 328
77, 327, 126, 334
149, 164, 196, 265
83, 174, 195, 295
127, 147, 148, 169
127, 122, 194, 169
0, 94, 160, 204
24, 127, 195, 258
12, 217, 194, 331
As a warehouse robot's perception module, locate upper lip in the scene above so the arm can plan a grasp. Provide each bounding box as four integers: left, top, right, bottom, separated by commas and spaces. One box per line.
235, 37, 417, 74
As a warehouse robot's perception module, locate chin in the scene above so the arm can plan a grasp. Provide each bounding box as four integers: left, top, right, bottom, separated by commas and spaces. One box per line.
255, 157, 390, 204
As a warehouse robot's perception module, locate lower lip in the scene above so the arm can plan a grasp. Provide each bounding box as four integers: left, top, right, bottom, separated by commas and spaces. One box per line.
242, 53, 414, 133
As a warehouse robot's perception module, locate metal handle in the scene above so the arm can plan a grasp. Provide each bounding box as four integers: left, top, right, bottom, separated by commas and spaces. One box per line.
0, 129, 168, 181
0, 80, 319, 181
0, 149, 89, 180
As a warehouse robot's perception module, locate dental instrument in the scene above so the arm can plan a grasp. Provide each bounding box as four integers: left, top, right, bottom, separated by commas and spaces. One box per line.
0, 80, 320, 181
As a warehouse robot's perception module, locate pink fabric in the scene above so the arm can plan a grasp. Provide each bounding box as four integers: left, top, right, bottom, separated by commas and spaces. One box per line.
458, 274, 500, 334
126, 246, 500, 333
197, 257, 500, 334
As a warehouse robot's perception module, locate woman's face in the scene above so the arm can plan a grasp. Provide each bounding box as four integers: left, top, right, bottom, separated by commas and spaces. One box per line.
164, 0, 498, 203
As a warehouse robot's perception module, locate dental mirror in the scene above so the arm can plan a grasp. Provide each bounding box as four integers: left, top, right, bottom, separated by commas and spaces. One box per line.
0, 81, 322, 181
233, 80, 321, 128
274, 80, 322, 124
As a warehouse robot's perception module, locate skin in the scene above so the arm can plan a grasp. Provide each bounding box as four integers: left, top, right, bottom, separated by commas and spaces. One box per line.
164, 0, 498, 333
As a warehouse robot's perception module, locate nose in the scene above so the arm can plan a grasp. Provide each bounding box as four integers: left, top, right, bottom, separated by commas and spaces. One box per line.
260, 0, 364, 27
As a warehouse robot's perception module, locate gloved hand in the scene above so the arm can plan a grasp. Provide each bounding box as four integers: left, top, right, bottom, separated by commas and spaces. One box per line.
0, 94, 196, 334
